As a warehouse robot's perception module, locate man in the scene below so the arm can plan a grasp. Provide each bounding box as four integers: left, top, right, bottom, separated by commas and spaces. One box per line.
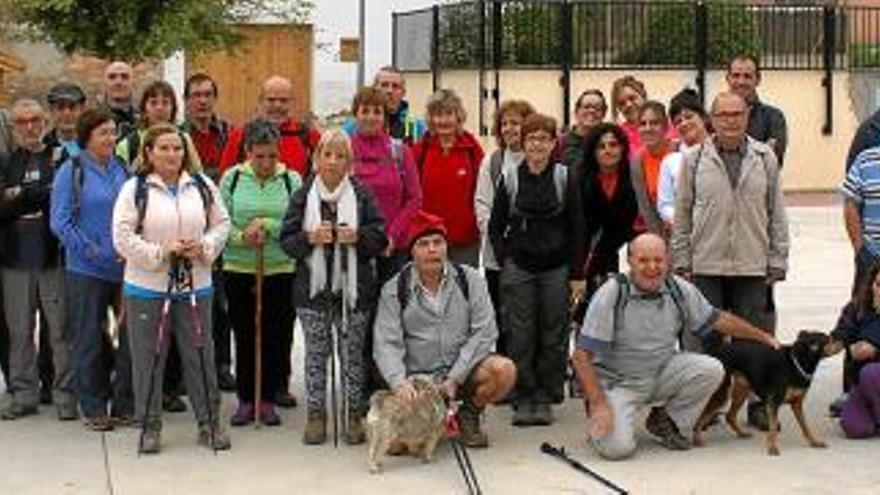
373, 211, 517, 448
846, 107, 880, 172
672, 91, 789, 429
343, 66, 426, 144
571, 233, 779, 461
0, 99, 75, 420
218, 75, 319, 178
0, 108, 13, 156
180, 73, 235, 392
44, 82, 86, 157
726, 54, 788, 166
101, 61, 138, 138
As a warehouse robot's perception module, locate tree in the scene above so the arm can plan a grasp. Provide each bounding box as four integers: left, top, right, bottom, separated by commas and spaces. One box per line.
0, 0, 313, 62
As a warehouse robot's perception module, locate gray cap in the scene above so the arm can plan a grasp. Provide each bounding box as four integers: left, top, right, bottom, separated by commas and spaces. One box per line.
46, 82, 86, 106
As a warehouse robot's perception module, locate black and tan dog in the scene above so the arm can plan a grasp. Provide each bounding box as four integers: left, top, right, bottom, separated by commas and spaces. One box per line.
693, 330, 843, 455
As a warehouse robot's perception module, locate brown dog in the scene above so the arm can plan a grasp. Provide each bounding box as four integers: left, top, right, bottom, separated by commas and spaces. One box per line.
366, 375, 448, 473
693, 330, 843, 455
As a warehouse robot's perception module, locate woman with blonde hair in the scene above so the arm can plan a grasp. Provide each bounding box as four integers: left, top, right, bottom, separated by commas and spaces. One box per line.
280, 129, 387, 445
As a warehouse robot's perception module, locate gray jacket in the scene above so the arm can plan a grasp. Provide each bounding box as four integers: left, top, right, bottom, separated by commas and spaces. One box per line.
373, 262, 498, 389
671, 137, 789, 277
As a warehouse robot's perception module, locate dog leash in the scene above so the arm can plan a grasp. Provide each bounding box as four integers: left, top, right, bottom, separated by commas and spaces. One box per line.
540, 442, 627, 495
444, 405, 482, 495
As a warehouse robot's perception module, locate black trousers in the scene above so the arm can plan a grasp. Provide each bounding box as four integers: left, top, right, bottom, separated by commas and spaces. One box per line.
212, 267, 232, 373
225, 271, 294, 403
691, 275, 768, 354
485, 268, 507, 356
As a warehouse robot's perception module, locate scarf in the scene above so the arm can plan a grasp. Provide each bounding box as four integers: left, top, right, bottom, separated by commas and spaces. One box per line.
305, 175, 359, 307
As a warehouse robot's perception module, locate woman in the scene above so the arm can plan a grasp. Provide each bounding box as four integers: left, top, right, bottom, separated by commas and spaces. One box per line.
50, 108, 133, 432
610, 75, 648, 155
475, 99, 535, 357
555, 89, 606, 169
349, 86, 421, 284
112, 123, 231, 453
280, 129, 387, 445
220, 120, 301, 427
657, 89, 711, 232
631, 101, 673, 236
488, 113, 583, 427
576, 123, 638, 301
832, 262, 880, 439
115, 80, 202, 172
411, 89, 484, 267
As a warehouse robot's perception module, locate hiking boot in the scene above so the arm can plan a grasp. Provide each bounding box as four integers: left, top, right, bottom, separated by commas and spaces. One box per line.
646, 407, 691, 451
259, 402, 282, 427
138, 421, 162, 455
217, 369, 236, 393
57, 403, 79, 421
1, 402, 38, 420
303, 411, 327, 445
230, 402, 255, 427
198, 423, 231, 451
531, 403, 554, 426
275, 391, 298, 409
111, 414, 137, 428
345, 414, 366, 445
829, 393, 848, 418
747, 402, 771, 431
83, 415, 115, 432
163, 393, 187, 413
459, 404, 489, 448
512, 401, 534, 427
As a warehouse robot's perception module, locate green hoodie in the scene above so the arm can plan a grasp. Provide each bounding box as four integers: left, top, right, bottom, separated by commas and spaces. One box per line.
220, 162, 301, 275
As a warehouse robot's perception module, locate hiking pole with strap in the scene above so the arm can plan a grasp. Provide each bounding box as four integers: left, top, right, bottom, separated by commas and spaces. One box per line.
339, 239, 350, 441
444, 404, 483, 495
540, 442, 627, 495
254, 243, 264, 430
138, 256, 179, 456
182, 259, 219, 455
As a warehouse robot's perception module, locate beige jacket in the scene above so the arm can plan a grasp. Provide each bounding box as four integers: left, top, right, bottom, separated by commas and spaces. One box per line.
671, 137, 788, 277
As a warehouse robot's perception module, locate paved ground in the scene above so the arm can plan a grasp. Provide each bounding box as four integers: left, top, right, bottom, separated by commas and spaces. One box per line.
3, 204, 880, 495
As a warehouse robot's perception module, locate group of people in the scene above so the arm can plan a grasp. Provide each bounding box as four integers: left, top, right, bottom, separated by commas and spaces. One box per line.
0, 50, 877, 462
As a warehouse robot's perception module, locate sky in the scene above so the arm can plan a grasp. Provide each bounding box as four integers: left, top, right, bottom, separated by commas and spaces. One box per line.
312, 0, 435, 115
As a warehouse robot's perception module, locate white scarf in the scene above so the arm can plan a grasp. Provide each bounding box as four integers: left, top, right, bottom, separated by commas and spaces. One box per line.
305, 175, 359, 307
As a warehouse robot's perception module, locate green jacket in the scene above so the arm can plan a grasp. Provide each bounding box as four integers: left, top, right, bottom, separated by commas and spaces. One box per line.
220, 162, 301, 275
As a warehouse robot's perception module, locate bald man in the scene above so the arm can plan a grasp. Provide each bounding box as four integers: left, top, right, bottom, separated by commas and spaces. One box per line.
218, 75, 320, 178
101, 61, 138, 138
571, 233, 777, 460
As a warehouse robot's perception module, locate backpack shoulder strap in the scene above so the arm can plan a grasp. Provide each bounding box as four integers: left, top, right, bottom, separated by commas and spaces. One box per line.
397, 262, 413, 315
191, 172, 214, 230
612, 273, 630, 336
665, 276, 690, 337
71, 155, 84, 221
281, 170, 292, 196
490, 150, 504, 186
690, 143, 705, 204
452, 263, 470, 302
390, 138, 405, 185
134, 173, 149, 235
228, 168, 242, 197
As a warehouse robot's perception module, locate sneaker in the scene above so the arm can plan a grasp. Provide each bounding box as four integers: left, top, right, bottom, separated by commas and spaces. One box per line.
275, 391, 298, 409
512, 401, 534, 427
57, 403, 79, 421
163, 394, 187, 413
138, 422, 162, 455
459, 406, 489, 448
345, 415, 366, 445
217, 369, 236, 393
303, 411, 327, 445
197, 423, 231, 451
258, 402, 281, 427
1, 403, 38, 420
646, 407, 691, 451
83, 415, 115, 432
829, 393, 848, 418
531, 403, 554, 426
230, 402, 255, 427
747, 402, 771, 431
111, 414, 137, 428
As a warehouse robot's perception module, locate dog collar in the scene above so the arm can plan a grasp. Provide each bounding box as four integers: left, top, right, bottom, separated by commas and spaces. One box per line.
790, 353, 812, 381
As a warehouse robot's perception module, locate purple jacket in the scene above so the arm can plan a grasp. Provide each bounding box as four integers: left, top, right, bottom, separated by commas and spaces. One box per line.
350, 131, 422, 251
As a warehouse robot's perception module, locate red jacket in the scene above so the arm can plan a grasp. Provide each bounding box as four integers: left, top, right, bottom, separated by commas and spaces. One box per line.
218, 119, 320, 178
411, 131, 484, 247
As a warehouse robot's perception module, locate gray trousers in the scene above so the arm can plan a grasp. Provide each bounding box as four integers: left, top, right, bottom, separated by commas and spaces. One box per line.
592, 352, 724, 460
125, 296, 220, 426
3, 266, 73, 408
501, 261, 569, 404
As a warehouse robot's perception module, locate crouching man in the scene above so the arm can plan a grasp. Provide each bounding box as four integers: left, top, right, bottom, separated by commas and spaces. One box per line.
571, 233, 777, 460
373, 210, 516, 448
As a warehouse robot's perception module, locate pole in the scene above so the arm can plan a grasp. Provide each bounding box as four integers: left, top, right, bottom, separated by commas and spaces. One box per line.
357, 0, 366, 88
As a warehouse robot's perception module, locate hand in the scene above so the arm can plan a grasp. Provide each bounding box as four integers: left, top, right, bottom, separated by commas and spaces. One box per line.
569, 280, 587, 307
179, 239, 204, 261
242, 219, 265, 247
587, 400, 613, 439
393, 381, 418, 403
851, 340, 877, 361
439, 378, 458, 402
676, 268, 692, 281
164, 239, 188, 257
337, 225, 358, 245
763, 334, 781, 350
766, 267, 786, 284
307, 222, 334, 246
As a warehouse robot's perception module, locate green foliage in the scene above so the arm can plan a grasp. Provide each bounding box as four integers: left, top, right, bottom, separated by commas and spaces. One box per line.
1, 0, 313, 62
500, 3, 561, 66
851, 43, 880, 69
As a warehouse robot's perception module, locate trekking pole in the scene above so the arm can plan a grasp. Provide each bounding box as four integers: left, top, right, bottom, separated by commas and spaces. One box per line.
339, 240, 350, 440
444, 405, 482, 495
254, 243, 264, 430
138, 256, 179, 456
183, 259, 219, 455
329, 304, 339, 448
540, 442, 627, 495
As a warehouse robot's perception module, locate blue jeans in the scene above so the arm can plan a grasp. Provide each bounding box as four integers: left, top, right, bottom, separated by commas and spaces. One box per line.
65, 272, 133, 418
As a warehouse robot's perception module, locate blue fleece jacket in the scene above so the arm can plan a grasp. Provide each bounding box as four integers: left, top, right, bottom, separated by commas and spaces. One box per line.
50, 151, 128, 282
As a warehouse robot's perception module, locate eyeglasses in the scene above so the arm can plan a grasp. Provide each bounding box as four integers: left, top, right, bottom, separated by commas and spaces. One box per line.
712, 111, 746, 120
525, 134, 554, 144
578, 103, 606, 112
13, 117, 44, 128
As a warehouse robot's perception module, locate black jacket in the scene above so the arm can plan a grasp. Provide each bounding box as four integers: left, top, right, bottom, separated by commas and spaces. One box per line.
0, 146, 60, 268
279, 175, 388, 310
747, 99, 788, 167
